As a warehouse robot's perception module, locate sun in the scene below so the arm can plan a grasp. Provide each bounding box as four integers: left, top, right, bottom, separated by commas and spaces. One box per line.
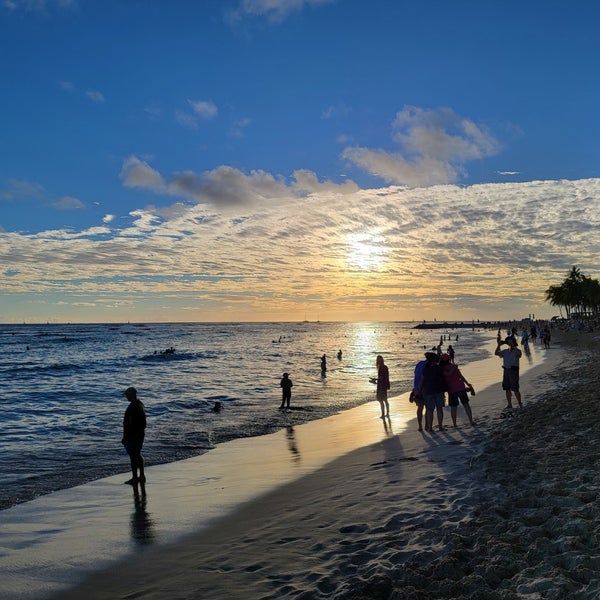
346, 232, 387, 271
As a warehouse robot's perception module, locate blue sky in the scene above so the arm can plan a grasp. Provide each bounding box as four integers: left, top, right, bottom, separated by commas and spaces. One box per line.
1, 0, 600, 323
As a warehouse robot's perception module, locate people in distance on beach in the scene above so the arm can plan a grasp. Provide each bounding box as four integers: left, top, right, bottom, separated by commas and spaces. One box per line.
280, 372, 293, 409
542, 325, 551, 349
122, 387, 147, 485
417, 351, 446, 431
439, 353, 476, 426
495, 337, 523, 408
409, 354, 428, 431
321, 354, 327, 374
447, 344, 455, 363
373, 355, 390, 418
520, 327, 530, 352
337, 349, 343, 360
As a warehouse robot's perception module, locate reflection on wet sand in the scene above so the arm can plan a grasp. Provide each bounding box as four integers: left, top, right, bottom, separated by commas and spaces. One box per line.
131, 483, 155, 546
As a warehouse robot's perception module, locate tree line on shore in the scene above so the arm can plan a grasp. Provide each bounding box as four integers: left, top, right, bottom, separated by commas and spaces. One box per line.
545, 266, 600, 318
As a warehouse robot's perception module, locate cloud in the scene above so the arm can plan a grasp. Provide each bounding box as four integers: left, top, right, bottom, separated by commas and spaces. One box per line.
2, 0, 76, 13
343, 106, 500, 187
188, 100, 218, 119
53, 196, 85, 210
0, 179, 45, 201
85, 89, 105, 103
102, 214, 115, 223
120, 156, 167, 192
227, 0, 335, 23
120, 156, 359, 207
229, 117, 252, 138
3, 178, 599, 324
58, 80, 105, 104
175, 99, 218, 129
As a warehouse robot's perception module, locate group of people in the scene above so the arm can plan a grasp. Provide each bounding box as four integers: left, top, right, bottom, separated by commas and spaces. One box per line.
122, 330, 528, 483
408, 351, 476, 431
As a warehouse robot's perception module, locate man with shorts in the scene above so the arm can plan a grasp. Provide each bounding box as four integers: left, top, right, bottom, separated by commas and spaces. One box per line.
416, 351, 446, 431
495, 337, 523, 408
122, 386, 147, 484
409, 353, 429, 431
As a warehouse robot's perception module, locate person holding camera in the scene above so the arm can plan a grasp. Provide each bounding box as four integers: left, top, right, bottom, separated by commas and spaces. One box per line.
495, 337, 523, 408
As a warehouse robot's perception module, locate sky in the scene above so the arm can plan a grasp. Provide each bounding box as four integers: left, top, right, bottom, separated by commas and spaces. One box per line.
1, 0, 600, 324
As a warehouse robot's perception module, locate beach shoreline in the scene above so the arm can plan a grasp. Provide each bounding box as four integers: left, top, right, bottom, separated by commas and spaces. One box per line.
45, 328, 600, 599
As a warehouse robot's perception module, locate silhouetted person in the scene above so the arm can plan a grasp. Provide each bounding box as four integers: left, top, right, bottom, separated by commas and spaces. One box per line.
374, 355, 390, 418
280, 372, 293, 409
321, 354, 327, 374
337, 349, 342, 360
495, 337, 523, 408
122, 387, 146, 485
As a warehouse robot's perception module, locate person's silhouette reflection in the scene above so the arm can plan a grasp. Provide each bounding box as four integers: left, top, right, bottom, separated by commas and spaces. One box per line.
131, 482, 155, 546
286, 426, 301, 463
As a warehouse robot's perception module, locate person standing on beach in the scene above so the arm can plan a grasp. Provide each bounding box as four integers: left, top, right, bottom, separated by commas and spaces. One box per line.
409, 354, 428, 431
417, 352, 446, 431
495, 337, 523, 408
440, 353, 476, 426
447, 344, 455, 363
122, 387, 147, 485
321, 354, 327, 374
374, 355, 390, 418
280, 372, 293, 409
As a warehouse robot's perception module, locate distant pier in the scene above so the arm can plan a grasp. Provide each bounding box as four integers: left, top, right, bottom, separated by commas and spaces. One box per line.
414, 321, 495, 330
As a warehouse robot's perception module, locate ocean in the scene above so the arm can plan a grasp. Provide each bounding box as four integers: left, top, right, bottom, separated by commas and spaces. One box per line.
0, 321, 497, 511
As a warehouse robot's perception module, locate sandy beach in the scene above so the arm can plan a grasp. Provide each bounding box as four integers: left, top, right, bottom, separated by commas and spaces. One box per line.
41, 328, 598, 600
0, 331, 594, 599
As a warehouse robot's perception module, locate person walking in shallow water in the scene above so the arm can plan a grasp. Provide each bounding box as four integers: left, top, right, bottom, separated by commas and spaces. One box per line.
122, 387, 147, 485
321, 354, 327, 374
280, 372, 293, 409
374, 355, 390, 418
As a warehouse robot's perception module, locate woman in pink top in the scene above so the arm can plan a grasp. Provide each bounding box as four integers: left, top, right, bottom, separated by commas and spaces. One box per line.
440, 354, 476, 427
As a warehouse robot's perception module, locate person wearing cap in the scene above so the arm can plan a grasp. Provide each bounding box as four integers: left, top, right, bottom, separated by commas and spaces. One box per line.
495, 337, 523, 408
122, 387, 147, 484
280, 372, 293, 409
439, 353, 476, 426
416, 352, 446, 431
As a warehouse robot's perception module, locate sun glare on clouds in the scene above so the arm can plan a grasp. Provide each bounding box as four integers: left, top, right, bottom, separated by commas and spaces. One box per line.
345, 232, 387, 272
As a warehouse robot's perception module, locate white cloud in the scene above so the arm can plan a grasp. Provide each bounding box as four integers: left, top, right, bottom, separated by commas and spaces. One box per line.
175, 100, 218, 129
102, 214, 115, 223
228, 0, 335, 23
58, 80, 105, 104
3, 178, 599, 322
85, 89, 105, 103
53, 196, 84, 210
343, 106, 500, 187
229, 117, 252, 138
2, 0, 76, 13
188, 99, 218, 119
